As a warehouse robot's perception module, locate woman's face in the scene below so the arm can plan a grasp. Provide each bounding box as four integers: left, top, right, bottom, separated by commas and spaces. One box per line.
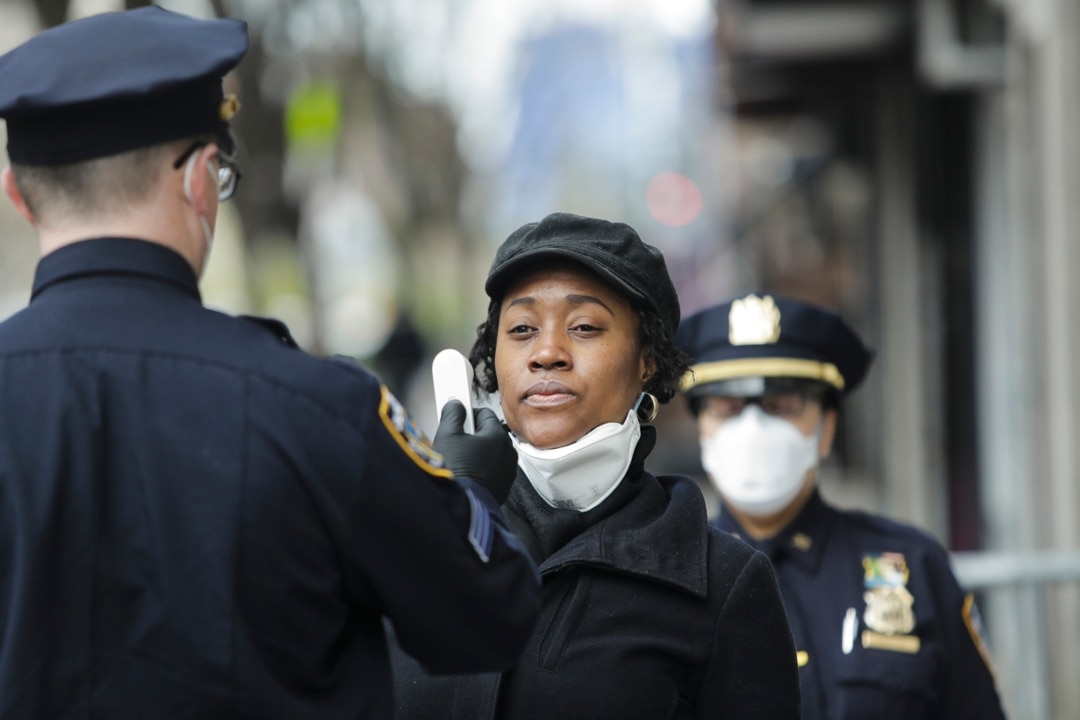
494, 263, 652, 449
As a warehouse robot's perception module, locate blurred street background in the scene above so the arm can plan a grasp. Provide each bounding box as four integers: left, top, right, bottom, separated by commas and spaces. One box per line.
1, 0, 1078, 716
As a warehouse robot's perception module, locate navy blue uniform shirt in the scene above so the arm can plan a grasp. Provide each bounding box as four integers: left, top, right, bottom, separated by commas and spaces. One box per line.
716, 490, 1006, 720
0, 237, 539, 719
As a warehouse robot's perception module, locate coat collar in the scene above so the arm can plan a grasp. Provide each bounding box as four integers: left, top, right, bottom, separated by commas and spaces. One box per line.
507, 427, 710, 599
31, 237, 201, 302
715, 488, 833, 575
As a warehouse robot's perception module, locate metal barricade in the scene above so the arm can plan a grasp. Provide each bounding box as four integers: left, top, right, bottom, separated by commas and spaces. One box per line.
952, 550, 1080, 720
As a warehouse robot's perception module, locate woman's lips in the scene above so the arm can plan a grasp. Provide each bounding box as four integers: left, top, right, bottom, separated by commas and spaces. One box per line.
523, 381, 576, 407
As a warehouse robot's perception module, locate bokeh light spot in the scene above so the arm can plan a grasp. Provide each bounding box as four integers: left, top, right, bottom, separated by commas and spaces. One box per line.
646, 172, 703, 227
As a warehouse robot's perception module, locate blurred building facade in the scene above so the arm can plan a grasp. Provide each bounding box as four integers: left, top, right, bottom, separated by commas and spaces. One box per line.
1, 0, 1078, 716
714, 0, 1080, 716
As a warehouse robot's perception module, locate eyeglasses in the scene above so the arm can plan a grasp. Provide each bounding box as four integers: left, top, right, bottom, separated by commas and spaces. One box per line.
173, 141, 242, 202
700, 392, 821, 421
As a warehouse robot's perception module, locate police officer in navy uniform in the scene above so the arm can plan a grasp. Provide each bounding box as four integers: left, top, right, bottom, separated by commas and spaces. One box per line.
676, 294, 1006, 719
0, 8, 538, 718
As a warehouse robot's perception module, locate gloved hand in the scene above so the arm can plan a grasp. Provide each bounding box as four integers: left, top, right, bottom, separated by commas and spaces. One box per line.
434, 400, 518, 504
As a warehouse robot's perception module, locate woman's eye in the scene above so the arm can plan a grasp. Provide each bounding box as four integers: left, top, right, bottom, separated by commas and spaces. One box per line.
572, 323, 601, 333
507, 324, 533, 335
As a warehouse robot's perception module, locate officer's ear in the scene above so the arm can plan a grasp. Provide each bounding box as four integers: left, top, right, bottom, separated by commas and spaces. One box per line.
2, 167, 36, 226
818, 408, 838, 459
180, 143, 218, 216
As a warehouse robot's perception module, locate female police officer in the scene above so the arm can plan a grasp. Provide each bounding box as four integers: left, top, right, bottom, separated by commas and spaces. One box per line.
677, 293, 1006, 719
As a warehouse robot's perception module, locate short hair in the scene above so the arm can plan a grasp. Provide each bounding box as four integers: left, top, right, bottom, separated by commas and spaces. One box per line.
10, 136, 201, 223
468, 296, 691, 406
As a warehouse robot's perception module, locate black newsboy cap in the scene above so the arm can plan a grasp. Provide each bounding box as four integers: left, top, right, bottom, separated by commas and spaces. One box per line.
677, 293, 874, 397
0, 6, 248, 165
485, 212, 681, 340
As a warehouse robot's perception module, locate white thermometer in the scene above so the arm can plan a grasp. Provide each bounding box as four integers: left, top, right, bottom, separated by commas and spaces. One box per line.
432, 348, 475, 434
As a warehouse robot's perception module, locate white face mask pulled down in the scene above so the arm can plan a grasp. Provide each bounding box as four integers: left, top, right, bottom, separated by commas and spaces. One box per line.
512, 409, 641, 512
701, 404, 821, 517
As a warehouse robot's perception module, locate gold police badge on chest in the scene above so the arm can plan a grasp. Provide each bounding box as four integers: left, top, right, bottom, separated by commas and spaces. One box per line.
861, 553, 920, 653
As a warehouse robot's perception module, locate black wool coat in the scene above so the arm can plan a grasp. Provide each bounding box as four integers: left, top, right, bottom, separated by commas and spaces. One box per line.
392, 429, 800, 719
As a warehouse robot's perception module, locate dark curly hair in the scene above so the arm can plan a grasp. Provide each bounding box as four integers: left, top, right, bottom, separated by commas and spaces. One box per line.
467, 297, 691, 409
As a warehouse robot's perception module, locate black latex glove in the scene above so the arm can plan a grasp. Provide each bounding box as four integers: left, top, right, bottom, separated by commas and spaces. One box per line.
434, 400, 517, 504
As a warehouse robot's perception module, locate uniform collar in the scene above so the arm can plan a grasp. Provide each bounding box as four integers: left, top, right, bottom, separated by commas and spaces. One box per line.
31, 237, 201, 302
717, 488, 832, 574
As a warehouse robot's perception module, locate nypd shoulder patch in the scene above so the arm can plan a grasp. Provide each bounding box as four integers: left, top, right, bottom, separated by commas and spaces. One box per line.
963, 594, 999, 679
378, 386, 453, 479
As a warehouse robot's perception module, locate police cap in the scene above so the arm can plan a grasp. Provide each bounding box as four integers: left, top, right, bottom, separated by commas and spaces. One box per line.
676, 293, 874, 398
0, 6, 248, 166
485, 212, 681, 341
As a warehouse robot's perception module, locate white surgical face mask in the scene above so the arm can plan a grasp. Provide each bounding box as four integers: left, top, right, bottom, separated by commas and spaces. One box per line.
701, 404, 820, 517
513, 409, 641, 512
183, 151, 216, 257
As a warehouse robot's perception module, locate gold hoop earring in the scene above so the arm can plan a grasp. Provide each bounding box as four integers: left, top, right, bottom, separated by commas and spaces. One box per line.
635, 392, 659, 423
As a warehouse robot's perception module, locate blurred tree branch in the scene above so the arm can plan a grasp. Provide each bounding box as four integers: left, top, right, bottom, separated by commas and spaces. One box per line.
21, 0, 478, 352
30, 0, 70, 27
30, 0, 152, 28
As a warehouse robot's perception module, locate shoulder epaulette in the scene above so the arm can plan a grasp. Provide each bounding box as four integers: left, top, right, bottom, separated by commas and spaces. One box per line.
239, 314, 299, 349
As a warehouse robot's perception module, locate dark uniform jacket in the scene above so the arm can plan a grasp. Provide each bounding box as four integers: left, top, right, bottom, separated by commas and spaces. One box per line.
0, 238, 540, 719
715, 490, 1006, 720
392, 428, 801, 719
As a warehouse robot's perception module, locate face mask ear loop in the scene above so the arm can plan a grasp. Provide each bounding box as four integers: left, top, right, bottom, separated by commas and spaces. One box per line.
198, 215, 213, 244
812, 417, 827, 461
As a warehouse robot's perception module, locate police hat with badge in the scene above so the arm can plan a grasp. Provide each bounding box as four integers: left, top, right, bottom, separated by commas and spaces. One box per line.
0, 6, 248, 166
676, 293, 875, 409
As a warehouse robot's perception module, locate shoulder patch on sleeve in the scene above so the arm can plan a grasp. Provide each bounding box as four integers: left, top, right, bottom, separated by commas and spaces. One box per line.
378, 386, 453, 479
963, 594, 999, 681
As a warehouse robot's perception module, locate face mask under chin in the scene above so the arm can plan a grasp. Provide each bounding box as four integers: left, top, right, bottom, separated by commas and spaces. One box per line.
512, 409, 641, 512
701, 404, 821, 517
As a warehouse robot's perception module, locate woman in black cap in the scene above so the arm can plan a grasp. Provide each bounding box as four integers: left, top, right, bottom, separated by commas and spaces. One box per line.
392, 213, 800, 719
